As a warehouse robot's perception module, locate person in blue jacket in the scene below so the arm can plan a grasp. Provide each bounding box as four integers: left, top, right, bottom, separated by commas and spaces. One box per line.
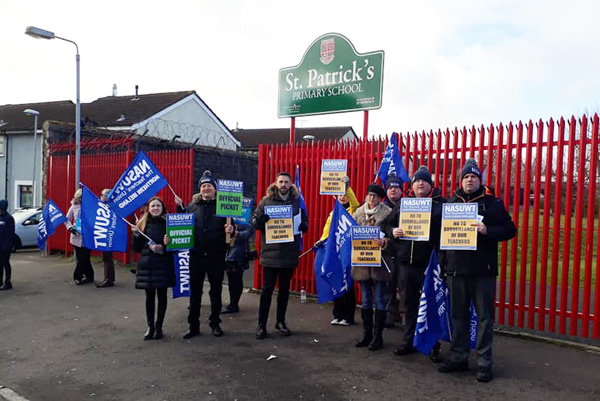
221, 222, 255, 314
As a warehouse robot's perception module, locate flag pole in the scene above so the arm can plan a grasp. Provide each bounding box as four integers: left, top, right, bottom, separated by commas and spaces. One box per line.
121, 217, 153, 242
382, 255, 391, 273
167, 184, 178, 198
298, 248, 313, 259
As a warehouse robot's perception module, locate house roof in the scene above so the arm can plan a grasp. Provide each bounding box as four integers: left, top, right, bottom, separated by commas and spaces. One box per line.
231, 126, 357, 149
0, 90, 227, 132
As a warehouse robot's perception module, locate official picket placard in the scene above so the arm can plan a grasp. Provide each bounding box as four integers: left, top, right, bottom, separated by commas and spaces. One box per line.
233, 197, 254, 225
264, 205, 294, 244
399, 198, 432, 241
440, 204, 478, 250
166, 213, 195, 251
350, 226, 381, 267
216, 179, 244, 217
320, 159, 347, 195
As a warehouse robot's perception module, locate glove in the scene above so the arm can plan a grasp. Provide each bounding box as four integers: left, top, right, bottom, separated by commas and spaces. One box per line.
342, 175, 350, 191
256, 214, 270, 225
313, 240, 324, 250
298, 221, 309, 233
68, 227, 79, 236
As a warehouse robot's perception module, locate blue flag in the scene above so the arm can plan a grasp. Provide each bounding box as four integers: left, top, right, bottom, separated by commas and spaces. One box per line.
173, 249, 191, 298
316, 201, 355, 302
106, 151, 168, 218
313, 243, 337, 303
295, 165, 308, 252
377, 134, 410, 184
413, 250, 452, 355
469, 302, 478, 349
80, 184, 128, 252
37, 200, 68, 250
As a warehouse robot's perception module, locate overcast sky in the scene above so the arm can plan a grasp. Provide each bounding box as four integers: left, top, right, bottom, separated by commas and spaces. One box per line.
1, 0, 598, 138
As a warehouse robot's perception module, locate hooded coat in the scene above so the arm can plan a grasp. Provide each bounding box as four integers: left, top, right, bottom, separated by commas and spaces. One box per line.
350, 202, 392, 282
252, 183, 308, 269
133, 215, 174, 289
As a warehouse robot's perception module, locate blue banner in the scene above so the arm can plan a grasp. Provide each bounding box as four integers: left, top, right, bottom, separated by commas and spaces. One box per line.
313, 244, 336, 303
413, 250, 452, 355
80, 184, 128, 252
376, 134, 410, 184
173, 249, 191, 298
106, 151, 168, 218
316, 201, 356, 302
233, 197, 254, 225
295, 166, 308, 251
37, 200, 68, 250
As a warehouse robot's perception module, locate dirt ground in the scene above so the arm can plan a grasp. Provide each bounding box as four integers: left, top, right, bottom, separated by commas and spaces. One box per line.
0, 250, 599, 401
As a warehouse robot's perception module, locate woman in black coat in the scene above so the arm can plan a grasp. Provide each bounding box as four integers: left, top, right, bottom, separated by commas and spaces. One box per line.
132, 196, 174, 341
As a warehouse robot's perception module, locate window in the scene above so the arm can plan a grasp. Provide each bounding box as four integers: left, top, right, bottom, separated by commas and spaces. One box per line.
17, 184, 33, 208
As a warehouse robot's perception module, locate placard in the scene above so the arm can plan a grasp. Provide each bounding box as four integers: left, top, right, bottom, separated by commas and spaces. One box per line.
440, 204, 478, 250
350, 226, 381, 267
166, 213, 195, 251
216, 179, 244, 217
320, 159, 347, 195
264, 205, 294, 244
233, 197, 254, 225
399, 198, 432, 241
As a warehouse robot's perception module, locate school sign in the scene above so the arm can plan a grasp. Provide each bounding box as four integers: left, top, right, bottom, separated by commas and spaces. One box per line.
278, 33, 384, 118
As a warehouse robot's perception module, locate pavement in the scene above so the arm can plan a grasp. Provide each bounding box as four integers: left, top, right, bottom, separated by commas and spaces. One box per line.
0, 250, 599, 401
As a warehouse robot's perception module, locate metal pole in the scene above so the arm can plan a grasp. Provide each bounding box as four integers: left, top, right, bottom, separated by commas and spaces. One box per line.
32, 114, 38, 206
75, 52, 81, 188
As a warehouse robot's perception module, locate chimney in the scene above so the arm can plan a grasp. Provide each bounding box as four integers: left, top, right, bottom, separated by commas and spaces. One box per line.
112, 84, 117, 97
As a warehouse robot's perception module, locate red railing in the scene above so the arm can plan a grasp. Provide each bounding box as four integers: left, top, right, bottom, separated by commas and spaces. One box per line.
255, 114, 600, 340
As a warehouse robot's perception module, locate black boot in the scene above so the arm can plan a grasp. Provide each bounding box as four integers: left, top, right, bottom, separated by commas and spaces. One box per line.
355, 309, 374, 348
0, 280, 12, 290
144, 324, 155, 341
368, 310, 387, 351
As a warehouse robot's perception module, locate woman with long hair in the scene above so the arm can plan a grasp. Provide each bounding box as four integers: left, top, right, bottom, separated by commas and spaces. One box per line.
132, 196, 174, 340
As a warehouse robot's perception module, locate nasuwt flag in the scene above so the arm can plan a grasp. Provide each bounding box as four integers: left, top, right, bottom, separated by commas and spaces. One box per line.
295, 166, 308, 251
376, 134, 410, 185
313, 243, 336, 303
469, 302, 478, 349
413, 250, 452, 355
317, 201, 356, 302
173, 249, 191, 298
37, 200, 68, 250
106, 151, 168, 218
80, 184, 128, 252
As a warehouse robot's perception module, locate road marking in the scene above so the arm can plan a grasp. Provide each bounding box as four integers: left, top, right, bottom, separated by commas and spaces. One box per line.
0, 386, 30, 401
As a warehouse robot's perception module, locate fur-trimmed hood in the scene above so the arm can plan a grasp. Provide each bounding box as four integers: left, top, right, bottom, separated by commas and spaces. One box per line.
263, 183, 299, 201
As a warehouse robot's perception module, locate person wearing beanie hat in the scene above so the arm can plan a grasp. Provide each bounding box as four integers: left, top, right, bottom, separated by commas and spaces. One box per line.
381, 165, 446, 362
0, 199, 15, 290
351, 184, 392, 351
384, 173, 403, 209
253, 172, 309, 339
438, 159, 516, 382
177, 170, 235, 339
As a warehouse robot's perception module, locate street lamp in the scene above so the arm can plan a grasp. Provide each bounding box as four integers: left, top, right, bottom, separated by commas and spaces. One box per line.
23, 109, 39, 206
25, 26, 81, 190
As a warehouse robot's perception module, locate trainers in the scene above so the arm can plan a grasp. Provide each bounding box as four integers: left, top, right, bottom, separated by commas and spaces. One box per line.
338, 319, 350, 326
476, 366, 493, 382
330, 318, 340, 325
438, 360, 469, 373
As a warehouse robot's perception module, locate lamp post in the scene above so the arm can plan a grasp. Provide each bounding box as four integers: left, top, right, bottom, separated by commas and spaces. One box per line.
23, 109, 39, 206
25, 26, 80, 190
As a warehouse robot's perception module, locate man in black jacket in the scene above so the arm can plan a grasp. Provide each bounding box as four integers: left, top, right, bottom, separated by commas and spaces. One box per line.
0, 200, 15, 290
177, 171, 235, 339
381, 166, 445, 361
252, 172, 308, 339
438, 159, 516, 382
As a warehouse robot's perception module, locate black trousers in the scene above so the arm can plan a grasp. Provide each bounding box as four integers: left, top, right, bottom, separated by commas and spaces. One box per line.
145, 288, 168, 327
102, 251, 115, 282
188, 254, 224, 330
385, 257, 402, 323
332, 286, 356, 322
399, 263, 426, 344
447, 274, 496, 368
258, 267, 294, 326
73, 246, 94, 281
0, 250, 11, 283
226, 268, 244, 308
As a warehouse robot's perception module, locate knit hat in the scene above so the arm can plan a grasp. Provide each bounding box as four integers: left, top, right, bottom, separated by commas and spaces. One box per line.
460, 158, 482, 181
198, 170, 217, 189
0, 200, 7, 212
366, 183, 385, 199
411, 166, 433, 186
385, 173, 403, 190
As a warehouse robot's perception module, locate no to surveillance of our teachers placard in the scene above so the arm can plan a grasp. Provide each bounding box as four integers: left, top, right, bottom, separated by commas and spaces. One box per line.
440, 203, 478, 250
320, 159, 347, 195
350, 226, 381, 267
264, 205, 294, 244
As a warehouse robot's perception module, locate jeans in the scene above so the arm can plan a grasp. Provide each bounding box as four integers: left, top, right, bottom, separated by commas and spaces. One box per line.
360, 279, 386, 311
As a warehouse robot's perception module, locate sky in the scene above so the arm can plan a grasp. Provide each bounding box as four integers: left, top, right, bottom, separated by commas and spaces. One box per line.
1, 0, 599, 138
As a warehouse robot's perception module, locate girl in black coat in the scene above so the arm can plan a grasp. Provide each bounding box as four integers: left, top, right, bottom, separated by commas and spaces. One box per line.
132, 196, 174, 341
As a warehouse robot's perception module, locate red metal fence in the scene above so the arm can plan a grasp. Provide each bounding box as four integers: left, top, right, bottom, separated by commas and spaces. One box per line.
254, 114, 600, 340
46, 140, 194, 264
